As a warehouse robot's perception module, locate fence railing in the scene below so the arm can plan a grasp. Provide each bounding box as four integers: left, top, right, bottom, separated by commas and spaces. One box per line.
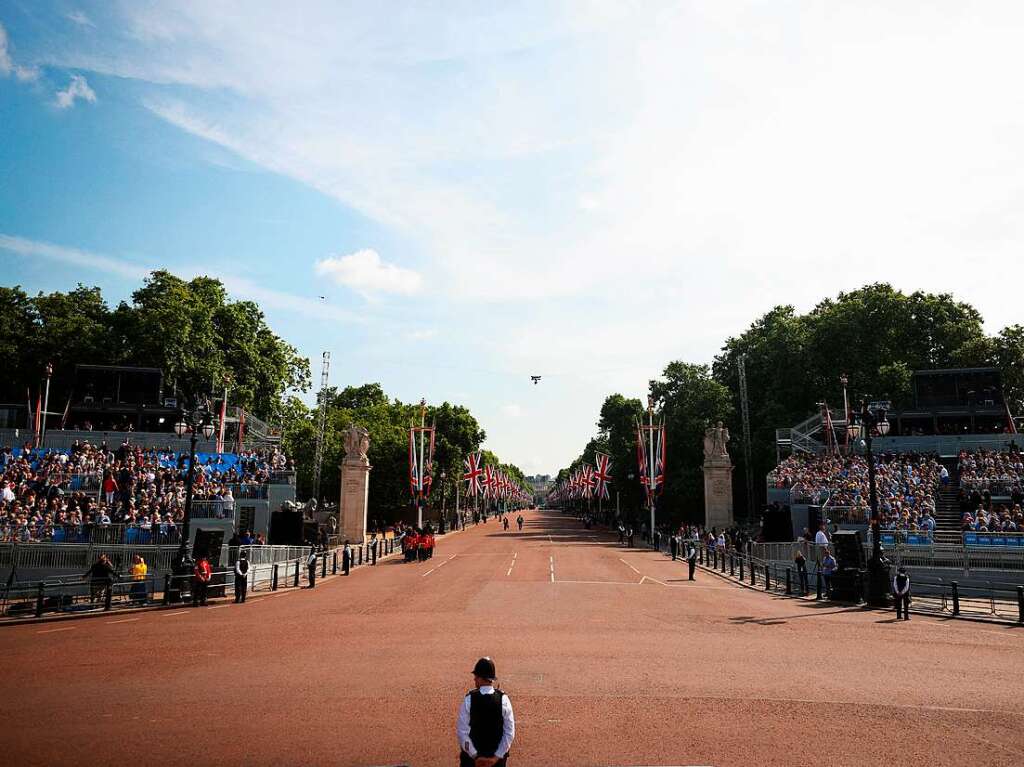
0, 536, 408, 620
657, 537, 1024, 624
1, 523, 185, 546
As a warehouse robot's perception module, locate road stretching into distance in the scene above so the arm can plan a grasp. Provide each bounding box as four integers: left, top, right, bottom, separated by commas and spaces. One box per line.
2, 509, 1023, 766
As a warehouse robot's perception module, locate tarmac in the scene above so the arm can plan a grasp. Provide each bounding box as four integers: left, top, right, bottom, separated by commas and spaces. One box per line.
2, 509, 1023, 766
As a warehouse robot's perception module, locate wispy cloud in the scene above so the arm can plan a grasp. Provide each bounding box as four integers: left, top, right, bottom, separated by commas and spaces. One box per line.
54, 74, 96, 109
66, 10, 96, 29
0, 21, 39, 81
0, 233, 360, 324
315, 249, 422, 297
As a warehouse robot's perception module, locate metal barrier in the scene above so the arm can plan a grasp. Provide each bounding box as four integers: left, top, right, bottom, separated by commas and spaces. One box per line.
676, 541, 1024, 624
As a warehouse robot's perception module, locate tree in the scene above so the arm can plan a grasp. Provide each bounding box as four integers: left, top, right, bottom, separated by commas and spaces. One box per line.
649, 362, 733, 524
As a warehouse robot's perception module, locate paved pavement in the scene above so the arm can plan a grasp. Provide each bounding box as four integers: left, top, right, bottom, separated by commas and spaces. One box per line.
2, 509, 1023, 766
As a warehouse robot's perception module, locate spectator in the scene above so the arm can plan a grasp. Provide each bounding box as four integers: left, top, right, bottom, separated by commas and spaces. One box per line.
821, 548, 837, 598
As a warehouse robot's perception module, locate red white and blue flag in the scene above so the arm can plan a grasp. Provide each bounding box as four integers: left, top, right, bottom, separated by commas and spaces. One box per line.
464, 452, 483, 496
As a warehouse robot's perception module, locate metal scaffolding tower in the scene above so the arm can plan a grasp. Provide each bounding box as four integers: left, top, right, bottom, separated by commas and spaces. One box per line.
311, 351, 330, 504
738, 354, 755, 517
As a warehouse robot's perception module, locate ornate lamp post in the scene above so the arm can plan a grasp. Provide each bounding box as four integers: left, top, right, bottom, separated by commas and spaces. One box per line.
847, 401, 891, 606
174, 405, 217, 548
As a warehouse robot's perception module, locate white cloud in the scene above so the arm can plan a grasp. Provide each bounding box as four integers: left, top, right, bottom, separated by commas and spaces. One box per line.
406, 328, 437, 342
0, 233, 361, 325
55, 74, 96, 109
0, 21, 39, 81
314, 249, 422, 297
66, 11, 96, 29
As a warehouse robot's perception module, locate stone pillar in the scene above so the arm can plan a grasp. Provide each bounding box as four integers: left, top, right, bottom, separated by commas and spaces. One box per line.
702, 463, 734, 530
339, 425, 371, 544
702, 421, 734, 530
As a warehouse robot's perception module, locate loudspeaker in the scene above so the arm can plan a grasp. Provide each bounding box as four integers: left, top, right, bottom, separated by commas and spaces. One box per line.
760, 506, 793, 542
831, 529, 866, 570
270, 511, 304, 546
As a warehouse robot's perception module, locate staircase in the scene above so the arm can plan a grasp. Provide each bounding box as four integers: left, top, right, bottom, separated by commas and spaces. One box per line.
933, 457, 962, 531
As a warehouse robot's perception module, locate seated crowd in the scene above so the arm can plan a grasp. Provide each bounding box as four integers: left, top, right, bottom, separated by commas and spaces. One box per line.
956, 449, 1024, 531
0, 441, 292, 543
770, 452, 941, 531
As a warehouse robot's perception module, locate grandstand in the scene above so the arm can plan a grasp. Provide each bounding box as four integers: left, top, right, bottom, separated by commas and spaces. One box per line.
768, 368, 1023, 543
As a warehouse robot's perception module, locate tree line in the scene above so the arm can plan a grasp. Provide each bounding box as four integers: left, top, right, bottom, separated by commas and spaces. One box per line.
558, 284, 1024, 527
281, 382, 527, 523
0, 272, 310, 421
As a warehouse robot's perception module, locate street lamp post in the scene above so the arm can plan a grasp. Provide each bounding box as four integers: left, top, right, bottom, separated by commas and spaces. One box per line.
40, 362, 53, 448
440, 471, 447, 533
848, 401, 891, 606
174, 405, 217, 549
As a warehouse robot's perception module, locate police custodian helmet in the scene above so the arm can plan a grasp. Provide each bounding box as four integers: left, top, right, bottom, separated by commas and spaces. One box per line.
472, 657, 496, 680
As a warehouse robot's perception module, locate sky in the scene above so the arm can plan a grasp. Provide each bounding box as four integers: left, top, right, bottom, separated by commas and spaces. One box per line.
2, 2, 1024, 476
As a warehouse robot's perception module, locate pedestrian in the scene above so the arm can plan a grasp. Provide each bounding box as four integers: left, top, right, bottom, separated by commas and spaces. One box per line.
820, 548, 837, 599
130, 554, 148, 605
234, 550, 249, 603
686, 540, 697, 580
794, 547, 809, 596
503, 517, 509, 532
342, 540, 352, 575
893, 565, 911, 620
618, 522, 625, 544
83, 554, 115, 604
456, 657, 515, 767
192, 555, 212, 607
306, 546, 317, 588
670, 534, 678, 561
516, 515, 524, 531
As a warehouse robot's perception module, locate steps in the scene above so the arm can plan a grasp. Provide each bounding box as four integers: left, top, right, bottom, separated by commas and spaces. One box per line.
933, 457, 962, 531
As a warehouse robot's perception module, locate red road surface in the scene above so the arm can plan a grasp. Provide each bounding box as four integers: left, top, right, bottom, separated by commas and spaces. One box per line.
2, 509, 1023, 766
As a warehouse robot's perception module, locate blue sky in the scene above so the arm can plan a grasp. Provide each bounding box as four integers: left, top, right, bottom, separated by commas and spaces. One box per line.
3, 2, 1024, 475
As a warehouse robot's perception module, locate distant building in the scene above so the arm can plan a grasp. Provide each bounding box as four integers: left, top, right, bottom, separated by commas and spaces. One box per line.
526, 474, 554, 505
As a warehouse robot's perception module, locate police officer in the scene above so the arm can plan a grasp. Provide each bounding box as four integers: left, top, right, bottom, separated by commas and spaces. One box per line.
342, 540, 352, 576
306, 545, 317, 588
234, 550, 250, 603
456, 657, 515, 767
686, 539, 697, 580
893, 565, 911, 620
516, 515, 524, 531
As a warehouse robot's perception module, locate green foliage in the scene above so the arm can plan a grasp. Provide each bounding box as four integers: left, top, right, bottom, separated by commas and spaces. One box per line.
282, 385, 523, 524
0, 273, 309, 421
562, 283, 1018, 524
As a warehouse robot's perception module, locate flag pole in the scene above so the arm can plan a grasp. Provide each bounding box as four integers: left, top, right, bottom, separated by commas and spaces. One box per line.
418, 399, 426, 529
648, 397, 656, 546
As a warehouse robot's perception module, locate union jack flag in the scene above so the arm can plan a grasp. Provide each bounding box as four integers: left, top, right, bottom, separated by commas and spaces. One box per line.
463, 452, 483, 496
594, 452, 612, 500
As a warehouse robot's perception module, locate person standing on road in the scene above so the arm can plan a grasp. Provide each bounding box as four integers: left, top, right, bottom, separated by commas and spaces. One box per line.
516, 515, 524, 532
234, 551, 249, 603
686, 540, 697, 580
820, 548, 837, 599
503, 517, 509, 532
192, 555, 212, 607
456, 657, 515, 767
306, 546, 317, 588
794, 547, 809, 596
617, 522, 625, 544
342, 540, 352, 575
893, 566, 911, 620
670, 533, 679, 561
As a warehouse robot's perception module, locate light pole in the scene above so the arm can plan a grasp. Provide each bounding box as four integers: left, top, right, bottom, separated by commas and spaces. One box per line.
40, 362, 53, 448
847, 400, 891, 606
840, 374, 850, 452
440, 471, 447, 533
174, 405, 217, 549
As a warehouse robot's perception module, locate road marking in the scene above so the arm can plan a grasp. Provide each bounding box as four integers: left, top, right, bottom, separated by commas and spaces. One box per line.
161, 610, 190, 617
208, 604, 232, 610
506, 559, 516, 576
37, 626, 76, 634
513, 551, 518, 559
422, 568, 435, 577
549, 555, 555, 583
639, 575, 668, 586
106, 617, 140, 624
619, 558, 641, 575
436, 554, 457, 569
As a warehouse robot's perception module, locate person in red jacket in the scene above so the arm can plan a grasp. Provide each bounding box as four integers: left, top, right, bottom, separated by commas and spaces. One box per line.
427, 531, 435, 559
405, 531, 418, 563
192, 556, 212, 607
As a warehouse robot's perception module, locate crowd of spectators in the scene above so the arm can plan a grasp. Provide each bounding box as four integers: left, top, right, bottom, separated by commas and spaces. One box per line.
0, 441, 292, 543
956, 449, 1024, 532
769, 452, 941, 531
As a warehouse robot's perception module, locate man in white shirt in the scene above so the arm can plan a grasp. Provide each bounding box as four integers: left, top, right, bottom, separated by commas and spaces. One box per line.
456, 657, 515, 767
814, 523, 830, 546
